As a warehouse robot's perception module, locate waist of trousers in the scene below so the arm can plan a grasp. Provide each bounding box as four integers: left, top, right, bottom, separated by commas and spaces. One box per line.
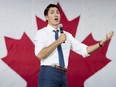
41, 65, 67, 72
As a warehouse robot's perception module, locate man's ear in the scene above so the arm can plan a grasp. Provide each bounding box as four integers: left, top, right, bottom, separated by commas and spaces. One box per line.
45, 16, 48, 21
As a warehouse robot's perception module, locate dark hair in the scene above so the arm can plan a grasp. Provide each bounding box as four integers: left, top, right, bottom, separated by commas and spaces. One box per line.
44, 4, 60, 16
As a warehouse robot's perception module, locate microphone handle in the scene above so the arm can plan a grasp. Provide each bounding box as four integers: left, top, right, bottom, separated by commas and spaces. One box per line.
60, 28, 65, 43
60, 27, 63, 33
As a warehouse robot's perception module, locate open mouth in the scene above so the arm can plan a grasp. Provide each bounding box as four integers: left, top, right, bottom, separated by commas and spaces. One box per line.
54, 18, 58, 21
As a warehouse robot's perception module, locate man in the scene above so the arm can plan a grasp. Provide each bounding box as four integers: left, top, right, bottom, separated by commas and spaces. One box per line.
34, 4, 114, 87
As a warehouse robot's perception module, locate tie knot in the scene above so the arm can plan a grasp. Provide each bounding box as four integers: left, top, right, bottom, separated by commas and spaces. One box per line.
53, 30, 59, 40
53, 30, 59, 34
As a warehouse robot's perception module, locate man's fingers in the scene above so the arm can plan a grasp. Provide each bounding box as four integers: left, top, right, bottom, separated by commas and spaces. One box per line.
106, 31, 114, 40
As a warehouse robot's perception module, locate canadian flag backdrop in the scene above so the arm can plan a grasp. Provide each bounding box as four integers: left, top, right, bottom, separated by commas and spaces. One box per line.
0, 0, 116, 87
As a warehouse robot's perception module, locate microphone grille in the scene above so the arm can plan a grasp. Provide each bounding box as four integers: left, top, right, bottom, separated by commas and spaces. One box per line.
58, 24, 63, 28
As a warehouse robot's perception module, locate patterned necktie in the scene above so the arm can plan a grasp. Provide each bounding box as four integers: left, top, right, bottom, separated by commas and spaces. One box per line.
53, 30, 65, 68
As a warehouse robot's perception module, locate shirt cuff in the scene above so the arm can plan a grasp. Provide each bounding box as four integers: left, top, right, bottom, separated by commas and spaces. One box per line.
82, 46, 90, 58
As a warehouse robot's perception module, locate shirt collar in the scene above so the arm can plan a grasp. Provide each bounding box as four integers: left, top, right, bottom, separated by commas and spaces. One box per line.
47, 24, 60, 32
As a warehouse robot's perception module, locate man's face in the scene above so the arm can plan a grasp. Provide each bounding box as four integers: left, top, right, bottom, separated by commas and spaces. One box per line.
45, 7, 60, 26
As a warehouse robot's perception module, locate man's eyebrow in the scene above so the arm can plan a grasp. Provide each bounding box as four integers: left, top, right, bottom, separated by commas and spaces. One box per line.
49, 10, 55, 12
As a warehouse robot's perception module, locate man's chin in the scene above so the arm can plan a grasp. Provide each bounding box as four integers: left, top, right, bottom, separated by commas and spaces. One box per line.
54, 21, 60, 24
53, 23, 59, 26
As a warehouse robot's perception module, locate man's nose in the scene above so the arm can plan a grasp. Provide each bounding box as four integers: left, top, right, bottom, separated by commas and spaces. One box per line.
54, 13, 59, 16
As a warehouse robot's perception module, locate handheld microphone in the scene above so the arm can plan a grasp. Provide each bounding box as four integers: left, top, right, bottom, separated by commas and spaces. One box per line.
58, 24, 63, 33
58, 24, 65, 43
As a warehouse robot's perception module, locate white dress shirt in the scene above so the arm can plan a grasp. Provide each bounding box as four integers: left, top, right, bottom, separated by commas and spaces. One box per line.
34, 24, 89, 68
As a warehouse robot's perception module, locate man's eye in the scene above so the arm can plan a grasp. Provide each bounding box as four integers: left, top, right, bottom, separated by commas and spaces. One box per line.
57, 11, 60, 14
50, 12, 54, 14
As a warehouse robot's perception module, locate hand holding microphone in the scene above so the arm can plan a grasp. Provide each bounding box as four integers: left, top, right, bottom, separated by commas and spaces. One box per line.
58, 24, 64, 34
58, 24, 66, 43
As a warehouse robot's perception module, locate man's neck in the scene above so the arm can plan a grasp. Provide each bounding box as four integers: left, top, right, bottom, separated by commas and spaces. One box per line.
49, 24, 58, 30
